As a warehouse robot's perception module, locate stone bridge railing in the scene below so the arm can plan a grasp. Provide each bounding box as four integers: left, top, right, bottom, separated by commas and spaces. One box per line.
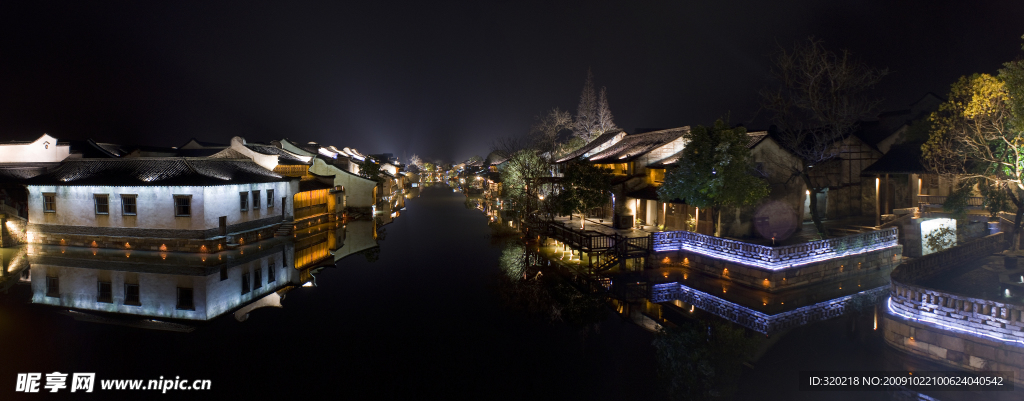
653, 227, 899, 271
888, 232, 1024, 346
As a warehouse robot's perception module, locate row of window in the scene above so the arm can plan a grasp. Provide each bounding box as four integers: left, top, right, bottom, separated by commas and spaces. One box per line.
44, 261, 278, 309
239, 190, 275, 212
41, 189, 275, 216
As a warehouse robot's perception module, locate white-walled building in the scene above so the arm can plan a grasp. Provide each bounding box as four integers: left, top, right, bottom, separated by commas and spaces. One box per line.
0, 134, 70, 163
22, 158, 297, 252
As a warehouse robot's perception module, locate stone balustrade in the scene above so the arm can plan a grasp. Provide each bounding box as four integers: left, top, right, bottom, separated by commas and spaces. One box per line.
887, 232, 1024, 346
652, 282, 888, 335
653, 227, 899, 271
888, 282, 1024, 344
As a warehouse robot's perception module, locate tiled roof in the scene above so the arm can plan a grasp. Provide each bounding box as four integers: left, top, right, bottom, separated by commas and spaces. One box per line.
646, 131, 767, 169
645, 152, 683, 169
555, 130, 623, 163
0, 164, 55, 180
245, 144, 310, 165
588, 127, 688, 163
860, 143, 928, 175
178, 138, 228, 148
745, 131, 769, 149
24, 158, 287, 186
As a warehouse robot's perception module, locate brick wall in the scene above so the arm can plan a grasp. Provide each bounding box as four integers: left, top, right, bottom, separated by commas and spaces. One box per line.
1, 213, 27, 247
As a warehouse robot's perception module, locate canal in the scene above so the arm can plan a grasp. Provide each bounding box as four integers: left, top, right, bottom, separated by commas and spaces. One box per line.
2, 183, 1023, 400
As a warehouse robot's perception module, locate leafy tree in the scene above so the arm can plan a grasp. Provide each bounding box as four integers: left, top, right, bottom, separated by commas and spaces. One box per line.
922, 55, 1024, 249
658, 120, 769, 236
495, 137, 549, 225
553, 136, 585, 161
653, 321, 755, 401
356, 158, 386, 186
530, 108, 574, 161
551, 159, 612, 229
760, 37, 887, 237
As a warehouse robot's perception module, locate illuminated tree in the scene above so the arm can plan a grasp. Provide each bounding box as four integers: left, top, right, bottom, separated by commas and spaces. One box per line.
550, 159, 612, 229
760, 37, 887, 237
408, 154, 423, 169
922, 49, 1024, 248
356, 158, 385, 186
494, 136, 548, 225
530, 108, 574, 161
658, 120, 769, 236
653, 321, 755, 401
574, 70, 599, 143
596, 86, 617, 134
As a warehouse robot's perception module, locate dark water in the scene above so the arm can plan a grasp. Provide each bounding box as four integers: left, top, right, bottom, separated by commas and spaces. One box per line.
0, 184, 658, 400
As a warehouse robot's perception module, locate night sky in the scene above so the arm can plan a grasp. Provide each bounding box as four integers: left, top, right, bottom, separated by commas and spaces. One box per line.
1, 1, 1023, 163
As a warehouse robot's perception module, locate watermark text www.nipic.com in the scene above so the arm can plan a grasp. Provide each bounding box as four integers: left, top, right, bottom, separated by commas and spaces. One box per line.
16, 373, 212, 394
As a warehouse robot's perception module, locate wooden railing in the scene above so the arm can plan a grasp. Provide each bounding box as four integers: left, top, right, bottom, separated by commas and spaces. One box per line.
653, 227, 899, 270
918, 195, 984, 207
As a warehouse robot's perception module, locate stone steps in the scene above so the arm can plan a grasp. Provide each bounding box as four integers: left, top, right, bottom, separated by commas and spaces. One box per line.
273, 221, 294, 237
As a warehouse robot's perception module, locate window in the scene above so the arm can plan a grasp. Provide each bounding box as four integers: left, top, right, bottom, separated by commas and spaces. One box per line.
254, 268, 262, 289
267, 189, 275, 208
174, 195, 191, 217
252, 190, 261, 209
94, 194, 109, 215
176, 288, 194, 310
268, 261, 276, 283
46, 276, 59, 297
43, 193, 56, 213
121, 194, 137, 215
220, 265, 228, 281
239, 192, 248, 211
241, 272, 250, 294
97, 281, 112, 303
124, 283, 140, 305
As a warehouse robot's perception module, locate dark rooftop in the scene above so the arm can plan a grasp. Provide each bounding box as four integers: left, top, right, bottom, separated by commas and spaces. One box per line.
245, 144, 311, 165
588, 127, 688, 163
554, 130, 624, 163
860, 143, 928, 175
24, 158, 288, 186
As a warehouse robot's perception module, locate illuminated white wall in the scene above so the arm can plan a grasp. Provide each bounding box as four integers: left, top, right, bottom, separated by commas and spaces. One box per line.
920, 218, 956, 256
309, 158, 377, 208
229, 136, 280, 171
0, 134, 70, 163
27, 182, 291, 231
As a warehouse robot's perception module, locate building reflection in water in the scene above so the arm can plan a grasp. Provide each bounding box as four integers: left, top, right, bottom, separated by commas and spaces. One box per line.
3, 213, 388, 328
